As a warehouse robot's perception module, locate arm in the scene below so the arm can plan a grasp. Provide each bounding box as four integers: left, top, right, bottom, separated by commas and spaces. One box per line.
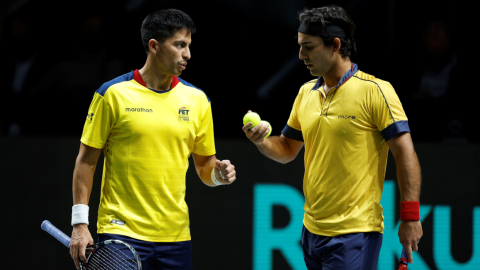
386, 132, 423, 264
192, 153, 236, 186
70, 142, 102, 269
242, 114, 304, 164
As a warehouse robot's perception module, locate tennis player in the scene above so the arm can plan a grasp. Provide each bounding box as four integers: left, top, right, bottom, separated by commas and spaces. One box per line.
69, 9, 236, 270
243, 5, 422, 270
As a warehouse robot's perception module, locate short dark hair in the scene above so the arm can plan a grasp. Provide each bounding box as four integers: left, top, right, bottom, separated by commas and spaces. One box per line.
299, 5, 356, 59
141, 9, 196, 54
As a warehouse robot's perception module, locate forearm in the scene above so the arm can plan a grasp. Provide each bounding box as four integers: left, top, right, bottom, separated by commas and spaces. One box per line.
195, 155, 217, 186
72, 159, 97, 205
256, 136, 297, 164
395, 148, 421, 202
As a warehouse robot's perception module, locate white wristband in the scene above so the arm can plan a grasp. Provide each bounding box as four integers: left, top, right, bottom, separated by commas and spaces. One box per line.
211, 169, 224, 186
71, 204, 89, 225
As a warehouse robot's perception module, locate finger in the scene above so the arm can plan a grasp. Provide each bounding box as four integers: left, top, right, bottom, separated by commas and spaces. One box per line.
79, 244, 88, 265
406, 244, 413, 264
73, 248, 80, 269
215, 159, 222, 169
219, 160, 230, 171
242, 122, 253, 132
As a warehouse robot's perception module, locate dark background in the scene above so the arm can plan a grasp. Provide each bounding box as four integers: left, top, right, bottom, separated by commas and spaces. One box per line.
0, 0, 478, 269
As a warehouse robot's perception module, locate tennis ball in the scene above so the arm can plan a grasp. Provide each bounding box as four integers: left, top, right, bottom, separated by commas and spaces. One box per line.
243, 112, 261, 129
260, 120, 272, 138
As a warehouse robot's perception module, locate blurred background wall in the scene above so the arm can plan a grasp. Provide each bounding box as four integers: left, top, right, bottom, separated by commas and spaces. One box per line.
0, 0, 478, 269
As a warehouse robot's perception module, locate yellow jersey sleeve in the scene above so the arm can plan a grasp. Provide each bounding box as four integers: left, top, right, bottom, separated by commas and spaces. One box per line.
282, 86, 306, 141
193, 101, 216, 156
80, 92, 115, 149
370, 81, 410, 141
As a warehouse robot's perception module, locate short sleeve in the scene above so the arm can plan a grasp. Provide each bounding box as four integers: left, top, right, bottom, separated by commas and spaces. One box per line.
282, 89, 304, 142
371, 81, 410, 141
193, 102, 216, 156
80, 92, 115, 149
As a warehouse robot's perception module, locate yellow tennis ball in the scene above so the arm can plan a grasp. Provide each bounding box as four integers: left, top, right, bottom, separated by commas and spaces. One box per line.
260, 120, 272, 138
243, 112, 261, 129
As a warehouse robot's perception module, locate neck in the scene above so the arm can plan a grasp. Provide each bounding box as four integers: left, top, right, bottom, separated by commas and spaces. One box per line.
323, 58, 352, 89
138, 55, 173, 92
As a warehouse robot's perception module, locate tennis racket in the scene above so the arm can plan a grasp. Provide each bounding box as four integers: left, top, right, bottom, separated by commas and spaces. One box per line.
398, 246, 408, 270
41, 220, 142, 270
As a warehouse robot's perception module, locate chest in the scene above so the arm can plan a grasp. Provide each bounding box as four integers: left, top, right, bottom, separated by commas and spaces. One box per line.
112, 90, 198, 142
299, 89, 376, 141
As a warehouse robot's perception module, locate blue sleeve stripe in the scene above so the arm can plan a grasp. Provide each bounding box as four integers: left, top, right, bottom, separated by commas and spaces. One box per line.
177, 77, 210, 102
96, 71, 134, 96
381, 120, 410, 141
282, 124, 304, 142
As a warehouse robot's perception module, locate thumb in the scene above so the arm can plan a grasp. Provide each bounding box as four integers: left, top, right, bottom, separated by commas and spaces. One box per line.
215, 159, 222, 169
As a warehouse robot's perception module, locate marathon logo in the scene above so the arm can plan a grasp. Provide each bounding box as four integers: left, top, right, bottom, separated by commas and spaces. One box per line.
338, 115, 356, 119
178, 106, 190, 121
125, 108, 153, 113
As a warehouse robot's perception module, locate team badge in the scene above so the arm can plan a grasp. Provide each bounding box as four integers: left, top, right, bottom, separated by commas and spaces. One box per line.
87, 113, 94, 122
178, 106, 190, 121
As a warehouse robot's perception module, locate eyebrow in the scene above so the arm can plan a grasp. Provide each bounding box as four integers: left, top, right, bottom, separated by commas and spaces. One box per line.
299, 41, 314, 45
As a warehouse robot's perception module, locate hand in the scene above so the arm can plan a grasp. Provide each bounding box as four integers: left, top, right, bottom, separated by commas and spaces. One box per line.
70, 224, 94, 269
242, 110, 271, 145
398, 220, 423, 264
214, 159, 236, 185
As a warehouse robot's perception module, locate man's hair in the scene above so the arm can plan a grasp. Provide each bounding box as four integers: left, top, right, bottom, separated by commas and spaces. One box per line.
141, 9, 196, 54
299, 5, 356, 59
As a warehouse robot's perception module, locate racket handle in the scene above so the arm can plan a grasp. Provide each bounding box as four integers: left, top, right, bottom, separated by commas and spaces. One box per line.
41, 220, 71, 248
398, 246, 408, 270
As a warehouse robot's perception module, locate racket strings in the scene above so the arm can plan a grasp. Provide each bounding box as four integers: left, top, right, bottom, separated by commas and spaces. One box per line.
84, 244, 138, 270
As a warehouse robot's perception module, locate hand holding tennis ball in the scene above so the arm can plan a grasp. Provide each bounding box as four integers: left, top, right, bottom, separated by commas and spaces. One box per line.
242, 111, 272, 140
243, 112, 261, 129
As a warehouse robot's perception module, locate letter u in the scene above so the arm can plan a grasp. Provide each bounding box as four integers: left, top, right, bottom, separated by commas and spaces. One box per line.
433, 206, 480, 269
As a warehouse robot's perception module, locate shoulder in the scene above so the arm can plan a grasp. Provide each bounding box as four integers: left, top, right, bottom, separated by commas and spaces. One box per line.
351, 70, 395, 93
177, 77, 210, 102
298, 78, 318, 94
95, 71, 135, 96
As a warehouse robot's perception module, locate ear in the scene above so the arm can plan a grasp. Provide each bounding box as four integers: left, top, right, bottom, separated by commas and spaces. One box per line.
332, 37, 341, 53
148, 39, 158, 54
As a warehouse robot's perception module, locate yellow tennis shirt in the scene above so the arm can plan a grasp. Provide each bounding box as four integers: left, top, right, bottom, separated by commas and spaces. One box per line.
282, 63, 409, 237
81, 70, 216, 242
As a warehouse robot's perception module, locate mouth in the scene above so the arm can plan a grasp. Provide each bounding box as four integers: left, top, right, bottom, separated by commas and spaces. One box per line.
179, 63, 187, 70
305, 63, 313, 69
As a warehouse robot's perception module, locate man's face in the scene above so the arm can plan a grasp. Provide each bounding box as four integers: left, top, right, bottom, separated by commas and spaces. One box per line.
154, 28, 192, 76
298, 32, 334, 77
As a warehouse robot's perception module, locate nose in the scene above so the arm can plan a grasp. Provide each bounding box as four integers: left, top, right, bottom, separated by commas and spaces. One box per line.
183, 46, 191, 60
299, 47, 307, 60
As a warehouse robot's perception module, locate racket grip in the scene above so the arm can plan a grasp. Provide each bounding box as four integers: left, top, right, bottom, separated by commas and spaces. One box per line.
41, 220, 71, 248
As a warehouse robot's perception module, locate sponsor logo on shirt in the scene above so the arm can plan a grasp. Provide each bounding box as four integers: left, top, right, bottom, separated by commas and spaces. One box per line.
178, 106, 190, 121
338, 115, 356, 119
87, 113, 94, 122
125, 108, 153, 113
110, 219, 126, 226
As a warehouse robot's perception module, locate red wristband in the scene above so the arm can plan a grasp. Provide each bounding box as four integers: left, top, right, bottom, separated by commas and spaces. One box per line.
400, 201, 420, 221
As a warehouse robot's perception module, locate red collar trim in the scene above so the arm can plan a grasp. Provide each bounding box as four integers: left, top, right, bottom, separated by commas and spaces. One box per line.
133, 69, 179, 90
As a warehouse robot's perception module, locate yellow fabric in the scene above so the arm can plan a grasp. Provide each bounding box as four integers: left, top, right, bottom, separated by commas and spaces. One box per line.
285, 69, 408, 237
81, 73, 215, 242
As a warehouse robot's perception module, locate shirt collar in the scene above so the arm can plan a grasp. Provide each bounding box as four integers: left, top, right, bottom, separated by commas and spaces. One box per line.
312, 62, 358, 90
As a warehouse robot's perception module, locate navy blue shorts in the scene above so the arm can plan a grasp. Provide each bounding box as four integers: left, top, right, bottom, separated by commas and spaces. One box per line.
98, 233, 192, 270
301, 225, 382, 270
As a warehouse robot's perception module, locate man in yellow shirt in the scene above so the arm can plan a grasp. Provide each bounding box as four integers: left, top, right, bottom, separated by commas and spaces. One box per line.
243, 5, 422, 270
69, 9, 236, 270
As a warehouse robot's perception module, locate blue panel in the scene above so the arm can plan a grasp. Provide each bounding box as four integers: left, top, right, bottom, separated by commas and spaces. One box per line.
282, 125, 304, 142
381, 120, 410, 141
95, 71, 134, 96
177, 77, 210, 102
